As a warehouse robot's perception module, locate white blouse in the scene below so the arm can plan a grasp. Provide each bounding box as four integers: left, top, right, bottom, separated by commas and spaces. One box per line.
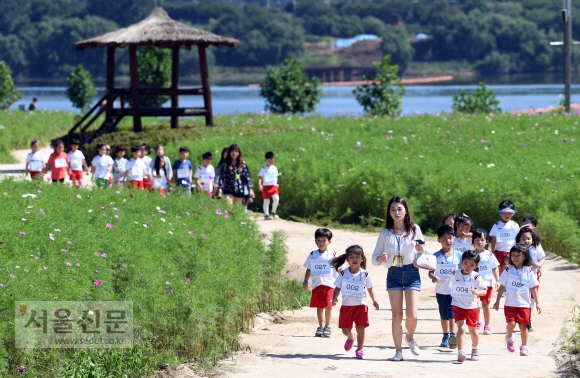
371, 225, 428, 269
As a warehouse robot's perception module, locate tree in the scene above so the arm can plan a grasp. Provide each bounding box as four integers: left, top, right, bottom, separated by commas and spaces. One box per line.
452, 82, 501, 113
66, 64, 97, 110
354, 55, 405, 116
381, 26, 414, 68
0, 61, 22, 109
260, 58, 321, 113
136, 47, 171, 108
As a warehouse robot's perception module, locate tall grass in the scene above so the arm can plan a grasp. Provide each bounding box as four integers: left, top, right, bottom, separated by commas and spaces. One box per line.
0, 180, 307, 376
86, 111, 580, 263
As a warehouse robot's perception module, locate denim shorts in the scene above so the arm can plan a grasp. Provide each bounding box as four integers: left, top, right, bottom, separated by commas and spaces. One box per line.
436, 293, 454, 320
386, 264, 421, 291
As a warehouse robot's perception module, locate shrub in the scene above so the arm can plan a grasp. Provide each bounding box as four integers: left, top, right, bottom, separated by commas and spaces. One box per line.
0, 61, 22, 110
260, 58, 322, 114
452, 81, 501, 113
353, 55, 405, 116
66, 64, 97, 111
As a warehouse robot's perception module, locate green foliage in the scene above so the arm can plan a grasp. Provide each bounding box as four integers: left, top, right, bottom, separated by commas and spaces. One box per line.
0, 61, 22, 110
0, 180, 305, 375
380, 26, 414, 68
260, 58, 321, 114
136, 47, 171, 108
353, 55, 404, 116
452, 82, 501, 113
66, 64, 97, 110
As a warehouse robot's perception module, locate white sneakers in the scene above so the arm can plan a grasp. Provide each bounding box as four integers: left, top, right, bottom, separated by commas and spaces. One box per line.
390, 350, 404, 361
406, 335, 421, 356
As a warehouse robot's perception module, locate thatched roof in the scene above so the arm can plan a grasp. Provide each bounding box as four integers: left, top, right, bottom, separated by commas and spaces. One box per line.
76, 7, 238, 51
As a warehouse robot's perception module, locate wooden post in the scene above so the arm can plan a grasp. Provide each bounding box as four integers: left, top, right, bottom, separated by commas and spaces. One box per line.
106, 46, 115, 120
128, 45, 142, 132
171, 46, 180, 129
198, 44, 213, 126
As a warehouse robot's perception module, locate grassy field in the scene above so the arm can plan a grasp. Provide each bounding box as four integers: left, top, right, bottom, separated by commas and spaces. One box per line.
82, 111, 580, 264
0, 180, 307, 376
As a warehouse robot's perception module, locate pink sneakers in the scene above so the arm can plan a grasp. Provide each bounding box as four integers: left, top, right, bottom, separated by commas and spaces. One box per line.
344, 334, 356, 351
505, 334, 515, 353
483, 325, 492, 335
520, 346, 529, 356
476, 320, 482, 333
356, 349, 364, 359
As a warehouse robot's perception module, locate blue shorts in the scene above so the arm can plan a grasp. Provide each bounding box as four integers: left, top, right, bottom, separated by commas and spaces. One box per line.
436, 293, 454, 320
386, 264, 421, 291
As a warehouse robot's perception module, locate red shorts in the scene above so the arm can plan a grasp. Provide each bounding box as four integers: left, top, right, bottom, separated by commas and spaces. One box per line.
143, 177, 152, 190
70, 170, 83, 180
338, 305, 369, 328
479, 286, 493, 304
504, 306, 531, 325
131, 180, 144, 189
453, 306, 479, 327
494, 251, 510, 266
310, 285, 334, 308
30, 171, 42, 179
262, 185, 279, 200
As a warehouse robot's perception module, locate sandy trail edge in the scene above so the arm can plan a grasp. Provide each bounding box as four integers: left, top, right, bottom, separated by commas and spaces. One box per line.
211, 217, 580, 378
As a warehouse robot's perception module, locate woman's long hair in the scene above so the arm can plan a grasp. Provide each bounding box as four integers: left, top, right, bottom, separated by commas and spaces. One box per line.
385, 196, 416, 237
153, 155, 168, 177
225, 144, 244, 170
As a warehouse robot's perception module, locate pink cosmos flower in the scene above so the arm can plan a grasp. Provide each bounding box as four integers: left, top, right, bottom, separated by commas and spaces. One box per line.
183, 276, 191, 283
18, 366, 26, 373
25, 212, 30, 215
55, 311, 59, 317
94, 280, 102, 286
200, 234, 205, 239
188, 231, 194, 235
114, 214, 119, 219
216, 209, 223, 215
106, 223, 113, 228
100, 206, 106, 210
10, 274, 15, 278
35, 256, 39, 260
36, 190, 42, 193
129, 194, 133, 199
224, 214, 230, 219
76, 263, 80, 267
66, 262, 72, 267
563, 138, 568, 143
262, 233, 268, 238
100, 253, 107, 258
77, 194, 82, 199
186, 212, 190, 215
204, 206, 210, 211
116, 191, 121, 194
61, 249, 68, 253
159, 210, 166, 215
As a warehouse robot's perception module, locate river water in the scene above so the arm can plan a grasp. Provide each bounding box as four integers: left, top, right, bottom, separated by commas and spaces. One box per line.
13, 78, 580, 116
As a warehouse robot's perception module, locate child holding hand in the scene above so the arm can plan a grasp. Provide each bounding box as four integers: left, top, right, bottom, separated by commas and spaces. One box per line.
451, 250, 488, 362
472, 228, 500, 335
331, 245, 379, 359
493, 244, 541, 356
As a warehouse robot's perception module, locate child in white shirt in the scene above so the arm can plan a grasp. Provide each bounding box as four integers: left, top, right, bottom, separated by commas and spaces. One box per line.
332, 245, 379, 360
428, 225, 463, 350
493, 244, 541, 357
453, 214, 473, 252
91, 143, 114, 189
68, 138, 89, 188
258, 151, 280, 220
472, 228, 499, 335
123, 145, 149, 189
141, 143, 153, 190
194, 152, 215, 197
516, 226, 545, 332
450, 250, 487, 362
25, 139, 45, 180
151, 155, 169, 195
303, 228, 340, 338
112, 145, 128, 186
490, 200, 520, 275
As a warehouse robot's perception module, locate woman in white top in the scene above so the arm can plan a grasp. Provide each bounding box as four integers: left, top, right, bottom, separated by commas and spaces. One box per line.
372, 196, 427, 361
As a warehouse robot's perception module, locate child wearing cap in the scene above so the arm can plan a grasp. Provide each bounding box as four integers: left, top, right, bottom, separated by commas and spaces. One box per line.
258, 151, 280, 220
194, 152, 215, 197
490, 200, 520, 276
68, 138, 89, 188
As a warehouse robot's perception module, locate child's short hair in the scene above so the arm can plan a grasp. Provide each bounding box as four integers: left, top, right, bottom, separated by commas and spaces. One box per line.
70, 138, 80, 146
461, 249, 480, 264
314, 228, 332, 241
443, 213, 456, 225
202, 152, 213, 160
52, 139, 64, 148
522, 217, 537, 227
179, 146, 190, 153
498, 200, 516, 214
30, 139, 40, 147
437, 225, 454, 238
130, 145, 140, 153
472, 228, 489, 245
265, 151, 275, 159
515, 228, 540, 248
115, 145, 125, 153
507, 243, 532, 266
330, 245, 367, 270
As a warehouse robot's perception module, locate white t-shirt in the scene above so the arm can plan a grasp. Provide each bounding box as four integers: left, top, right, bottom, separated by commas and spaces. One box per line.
259, 164, 279, 186
126, 158, 147, 181
371, 226, 428, 269
194, 164, 215, 192
26, 152, 44, 172
68, 150, 85, 171
477, 250, 500, 287
529, 245, 546, 274
334, 268, 374, 306
91, 155, 114, 179
152, 168, 168, 189
453, 237, 472, 253
490, 220, 520, 252
303, 249, 339, 289
498, 266, 539, 308
451, 270, 487, 309
142, 156, 152, 175
433, 249, 463, 295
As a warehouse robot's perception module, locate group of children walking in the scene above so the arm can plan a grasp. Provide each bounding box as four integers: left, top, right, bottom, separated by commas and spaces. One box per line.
24, 139, 282, 216
302, 200, 544, 363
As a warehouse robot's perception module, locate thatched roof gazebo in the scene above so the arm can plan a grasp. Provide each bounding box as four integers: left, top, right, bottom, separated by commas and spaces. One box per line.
69, 7, 238, 144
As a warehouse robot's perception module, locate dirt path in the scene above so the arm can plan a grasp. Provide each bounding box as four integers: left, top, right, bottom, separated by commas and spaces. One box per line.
215, 217, 580, 378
